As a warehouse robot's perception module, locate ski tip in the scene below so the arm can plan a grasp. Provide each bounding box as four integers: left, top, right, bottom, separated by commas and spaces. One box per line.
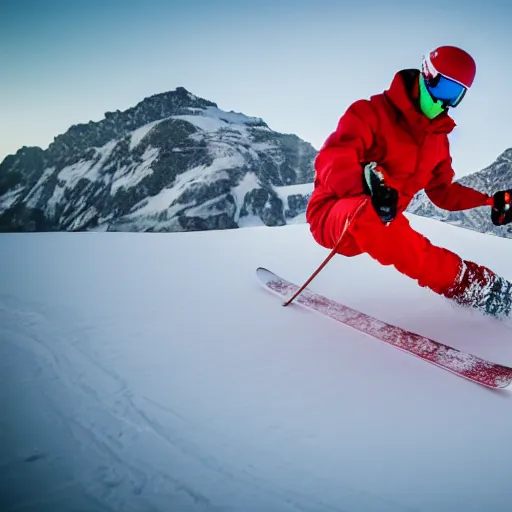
495, 376, 512, 389
256, 267, 276, 282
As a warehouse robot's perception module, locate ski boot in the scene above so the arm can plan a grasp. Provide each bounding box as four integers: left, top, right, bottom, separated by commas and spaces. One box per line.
444, 260, 512, 318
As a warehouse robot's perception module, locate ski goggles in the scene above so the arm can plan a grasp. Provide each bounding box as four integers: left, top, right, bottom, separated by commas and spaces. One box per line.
425, 74, 467, 108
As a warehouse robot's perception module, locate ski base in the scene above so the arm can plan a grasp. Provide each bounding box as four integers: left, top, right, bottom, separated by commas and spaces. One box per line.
257, 267, 512, 389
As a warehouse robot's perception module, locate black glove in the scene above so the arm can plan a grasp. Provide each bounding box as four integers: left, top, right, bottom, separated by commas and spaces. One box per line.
491, 189, 512, 226
362, 162, 398, 224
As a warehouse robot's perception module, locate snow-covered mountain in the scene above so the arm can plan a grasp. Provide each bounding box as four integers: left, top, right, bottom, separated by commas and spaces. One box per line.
2, 217, 512, 511
408, 147, 512, 238
3, 85, 510, 239
0, 87, 315, 232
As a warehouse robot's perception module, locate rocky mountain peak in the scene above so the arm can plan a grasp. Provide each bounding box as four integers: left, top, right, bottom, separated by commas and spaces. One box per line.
46, 87, 221, 163
0, 88, 315, 232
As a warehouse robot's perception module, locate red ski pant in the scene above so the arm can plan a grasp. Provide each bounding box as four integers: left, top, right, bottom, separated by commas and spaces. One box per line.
311, 197, 462, 295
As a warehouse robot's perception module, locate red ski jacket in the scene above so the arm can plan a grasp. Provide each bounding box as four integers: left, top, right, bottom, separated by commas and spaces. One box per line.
306, 69, 489, 234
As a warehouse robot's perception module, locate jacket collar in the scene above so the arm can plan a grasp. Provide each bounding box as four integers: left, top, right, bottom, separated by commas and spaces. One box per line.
384, 69, 456, 135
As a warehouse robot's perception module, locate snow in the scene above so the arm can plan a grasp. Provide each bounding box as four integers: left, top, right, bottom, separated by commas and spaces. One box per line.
66, 206, 98, 231
110, 146, 159, 194
274, 182, 313, 211
57, 159, 92, 188
2, 215, 512, 511
174, 113, 229, 133
237, 214, 266, 228
129, 186, 181, 217
250, 141, 276, 152
173, 106, 264, 135
0, 185, 25, 214
231, 172, 261, 221
286, 212, 307, 224
25, 167, 55, 208
128, 155, 242, 218
57, 140, 117, 190
274, 182, 314, 198
203, 106, 264, 126
129, 120, 163, 150
46, 141, 118, 212
184, 195, 228, 219
46, 182, 65, 214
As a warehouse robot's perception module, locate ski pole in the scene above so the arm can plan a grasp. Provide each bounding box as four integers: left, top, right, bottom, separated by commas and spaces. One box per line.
283, 198, 367, 307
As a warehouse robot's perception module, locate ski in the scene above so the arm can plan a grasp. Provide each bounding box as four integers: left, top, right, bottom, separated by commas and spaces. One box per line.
257, 267, 512, 389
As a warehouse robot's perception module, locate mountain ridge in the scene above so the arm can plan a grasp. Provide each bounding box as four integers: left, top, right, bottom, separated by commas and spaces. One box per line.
407, 147, 512, 238
0, 87, 315, 232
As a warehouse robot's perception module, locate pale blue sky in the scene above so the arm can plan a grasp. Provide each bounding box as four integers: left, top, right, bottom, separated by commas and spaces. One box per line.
1, 0, 511, 177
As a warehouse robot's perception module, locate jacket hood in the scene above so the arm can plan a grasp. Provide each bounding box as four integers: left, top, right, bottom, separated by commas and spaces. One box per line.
384, 69, 456, 135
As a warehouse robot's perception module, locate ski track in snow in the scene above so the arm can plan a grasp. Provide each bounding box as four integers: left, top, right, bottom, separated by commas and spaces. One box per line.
0, 294, 414, 512
0, 295, 221, 511
2, 219, 512, 512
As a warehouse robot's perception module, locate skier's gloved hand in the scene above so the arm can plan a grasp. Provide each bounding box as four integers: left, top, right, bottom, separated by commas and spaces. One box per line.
362, 162, 398, 224
490, 189, 512, 226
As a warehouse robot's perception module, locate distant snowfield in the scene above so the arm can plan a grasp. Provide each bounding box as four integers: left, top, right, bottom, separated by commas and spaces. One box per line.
1, 215, 512, 512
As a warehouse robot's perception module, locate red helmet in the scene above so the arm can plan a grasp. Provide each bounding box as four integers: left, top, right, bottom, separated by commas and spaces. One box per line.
421, 46, 476, 89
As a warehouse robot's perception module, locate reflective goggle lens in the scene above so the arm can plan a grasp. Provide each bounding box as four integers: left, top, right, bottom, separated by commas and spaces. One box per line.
426, 75, 467, 107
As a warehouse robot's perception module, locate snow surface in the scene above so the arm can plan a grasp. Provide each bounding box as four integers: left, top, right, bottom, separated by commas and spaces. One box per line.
274, 182, 313, 218
237, 215, 266, 228
128, 154, 243, 219
58, 141, 117, 189
231, 172, 261, 223
0, 186, 25, 214
274, 183, 314, 198
47, 141, 117, 212
25, 167, 56, 208
174, 113, 231, 133
173, 106, 264, 136
129, 120, 163, 150
110, 146, 160, 195
2, 215, 512, 512
286, 212, 307, 224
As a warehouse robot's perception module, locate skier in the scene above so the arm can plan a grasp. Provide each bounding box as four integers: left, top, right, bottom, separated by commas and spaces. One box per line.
306, 45, 512, 317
